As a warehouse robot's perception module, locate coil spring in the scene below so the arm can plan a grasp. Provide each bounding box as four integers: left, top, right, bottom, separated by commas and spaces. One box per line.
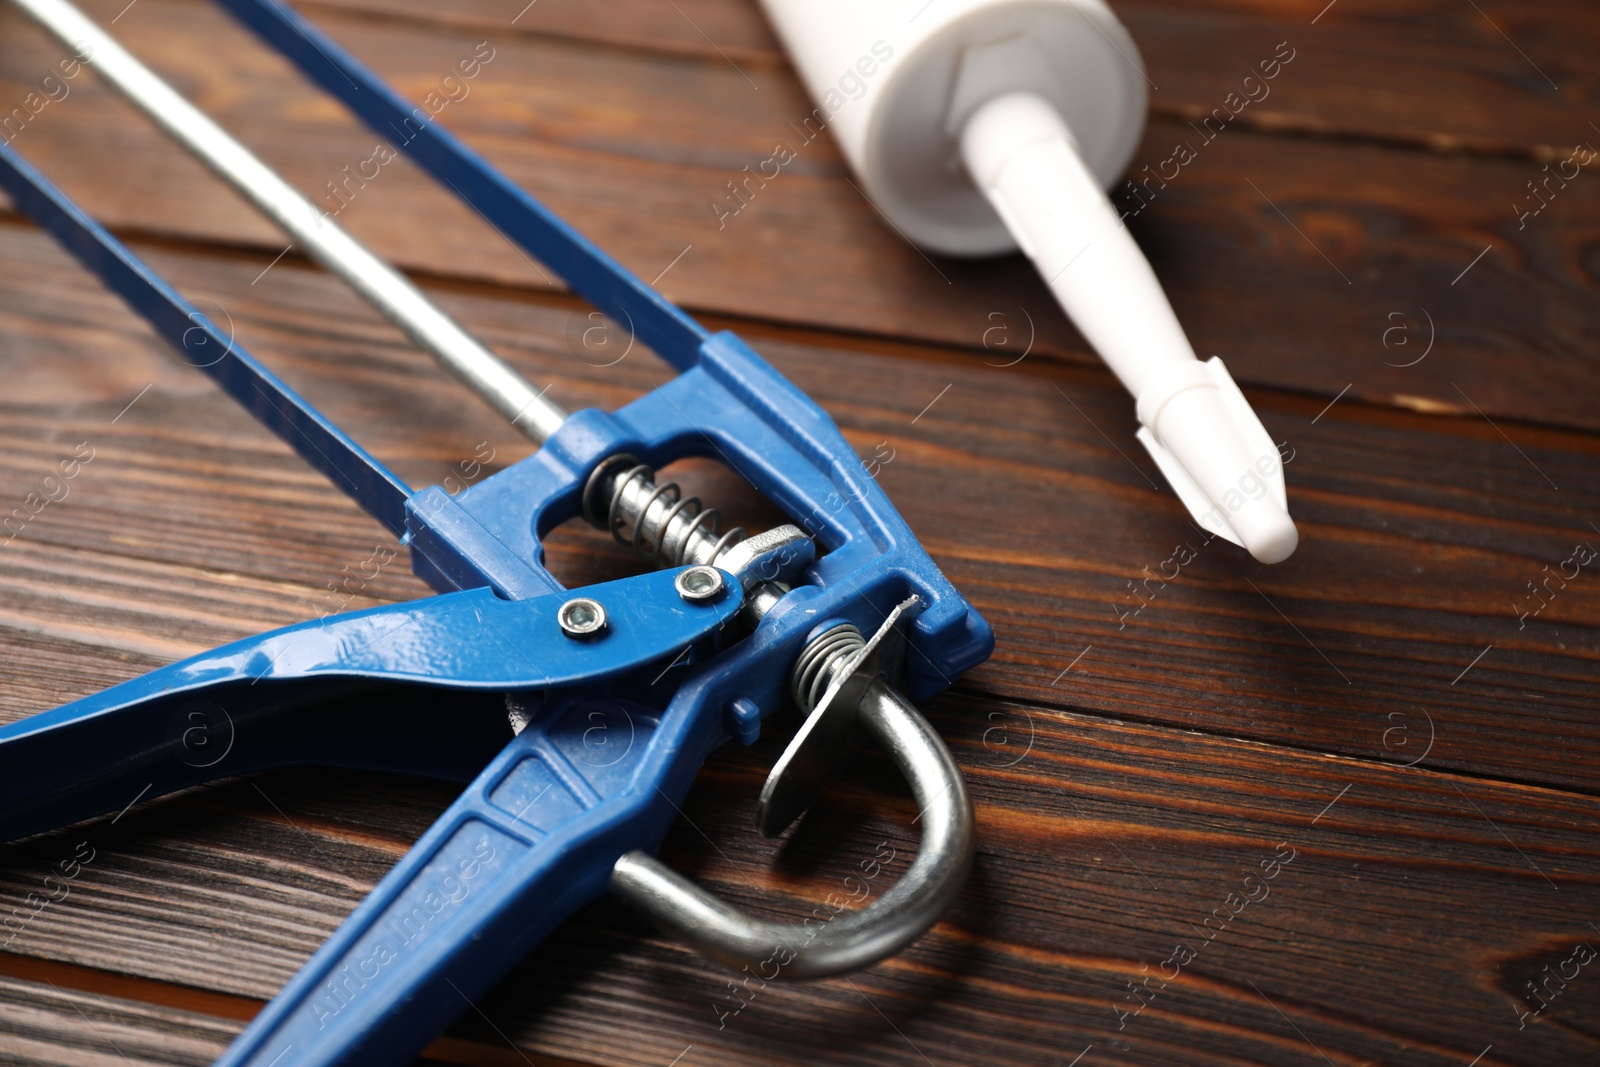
790, 623, 865, 714
586, 455, 747, 569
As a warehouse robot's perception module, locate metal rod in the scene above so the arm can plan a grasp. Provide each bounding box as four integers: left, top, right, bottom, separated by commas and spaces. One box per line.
11, 0, 569, 443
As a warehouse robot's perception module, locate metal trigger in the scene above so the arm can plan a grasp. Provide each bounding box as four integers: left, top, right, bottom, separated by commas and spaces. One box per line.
607, 596, 976, 978
759, 595, 925, 837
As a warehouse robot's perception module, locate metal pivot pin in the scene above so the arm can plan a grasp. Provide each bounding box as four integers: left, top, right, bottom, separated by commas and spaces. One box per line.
557, 598, 607, 638
674, 565, 725, 602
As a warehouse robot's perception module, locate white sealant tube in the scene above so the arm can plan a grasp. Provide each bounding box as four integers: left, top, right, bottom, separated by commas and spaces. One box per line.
758, 0, 1298, 563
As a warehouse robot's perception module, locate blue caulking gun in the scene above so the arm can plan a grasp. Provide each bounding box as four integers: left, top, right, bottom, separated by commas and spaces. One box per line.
0, 0, 994, 1062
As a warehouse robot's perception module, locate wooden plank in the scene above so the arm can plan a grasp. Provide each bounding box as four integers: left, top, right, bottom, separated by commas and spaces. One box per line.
3, 697, 1598, 1065
305, 0, 783, 62
0, 958, 599, 1065
778, 331, 1600, 795
0, 2, 1593, 1066
2, 0, 1597, 432
0, 223, 1595, 797
1117, 0, 1600, 155
308, 0, 1600, 157
0, 973, 236, 1066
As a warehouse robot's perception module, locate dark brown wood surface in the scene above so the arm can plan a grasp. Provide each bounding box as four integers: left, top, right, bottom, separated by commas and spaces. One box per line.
0, 0, 1597, 1065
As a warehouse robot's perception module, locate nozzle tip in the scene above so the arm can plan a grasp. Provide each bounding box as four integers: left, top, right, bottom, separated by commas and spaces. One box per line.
1237, 502, 1299, 564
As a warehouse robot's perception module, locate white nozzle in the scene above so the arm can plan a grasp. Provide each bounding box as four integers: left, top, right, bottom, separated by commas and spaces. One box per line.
1135, 360, 1298, 564
750, 0, 1296, 560
959, 91, 1297, 563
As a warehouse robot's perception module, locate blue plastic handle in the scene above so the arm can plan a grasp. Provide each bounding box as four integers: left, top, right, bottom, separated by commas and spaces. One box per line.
0, 568, 743, 844
216, 684, 713, 1066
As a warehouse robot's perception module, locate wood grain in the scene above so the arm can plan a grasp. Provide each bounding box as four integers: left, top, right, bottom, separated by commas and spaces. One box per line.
1, 0, 1597, 431
0, 0, 1597, 1064
0, 958, 595, 1065
0, 225, 1594, 793
308, 0, 1600, 156
3, 698, 1599, 1066
0, 973, 236, 1066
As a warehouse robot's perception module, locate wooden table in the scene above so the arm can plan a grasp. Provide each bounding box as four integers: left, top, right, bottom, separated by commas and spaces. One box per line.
1, 1, 1597, 1064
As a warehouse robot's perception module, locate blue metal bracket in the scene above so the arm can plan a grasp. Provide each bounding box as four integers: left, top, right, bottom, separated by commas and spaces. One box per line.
215, 0, 711, 371
0, 139, 413, 535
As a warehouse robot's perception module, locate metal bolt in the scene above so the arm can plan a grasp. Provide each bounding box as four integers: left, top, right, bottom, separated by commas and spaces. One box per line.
558, 597, 607, 638
675, 565, 725, 603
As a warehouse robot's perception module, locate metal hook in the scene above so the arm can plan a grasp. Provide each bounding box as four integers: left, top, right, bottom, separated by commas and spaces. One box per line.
609, 598, 975, 978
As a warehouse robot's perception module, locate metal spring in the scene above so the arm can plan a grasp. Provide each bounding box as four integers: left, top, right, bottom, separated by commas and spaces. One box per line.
789, 623, 865, 714
587, 456, 746, 569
